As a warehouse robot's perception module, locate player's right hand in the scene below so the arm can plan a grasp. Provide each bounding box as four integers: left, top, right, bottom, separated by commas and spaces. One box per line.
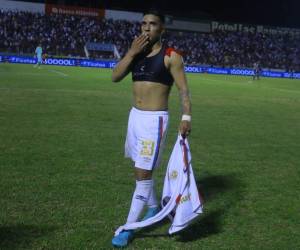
128, 34, 150, 57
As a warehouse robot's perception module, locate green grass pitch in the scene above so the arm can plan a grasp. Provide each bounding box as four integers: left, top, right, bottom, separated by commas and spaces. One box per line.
0, 63, 299, 249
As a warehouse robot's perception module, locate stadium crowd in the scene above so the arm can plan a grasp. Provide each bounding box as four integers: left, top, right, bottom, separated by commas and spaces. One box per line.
1, 10, 299, 71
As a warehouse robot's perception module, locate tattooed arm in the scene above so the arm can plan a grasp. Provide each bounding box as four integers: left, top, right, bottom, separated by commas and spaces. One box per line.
169, 51, 192, 137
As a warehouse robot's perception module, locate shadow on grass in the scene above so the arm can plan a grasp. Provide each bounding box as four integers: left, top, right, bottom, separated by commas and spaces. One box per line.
0, 224, 56, 249
135, 218, 170, 238
196, 174, 244, 203
136, 174, 245, 242
176, 174, 245, 242
176, 208, 225, 242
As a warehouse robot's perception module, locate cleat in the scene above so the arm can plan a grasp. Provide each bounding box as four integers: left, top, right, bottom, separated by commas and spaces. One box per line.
142, 206, 160, 221
112, 230, 134, 248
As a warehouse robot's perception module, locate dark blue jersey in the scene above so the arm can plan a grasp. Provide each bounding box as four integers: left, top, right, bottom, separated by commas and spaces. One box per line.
131, 46, 175, 86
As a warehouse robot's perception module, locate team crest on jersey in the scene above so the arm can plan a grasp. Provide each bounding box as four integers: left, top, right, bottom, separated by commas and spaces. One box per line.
179, 193, 191, 204
170, 170, 178, 179
140, 140, 155, 156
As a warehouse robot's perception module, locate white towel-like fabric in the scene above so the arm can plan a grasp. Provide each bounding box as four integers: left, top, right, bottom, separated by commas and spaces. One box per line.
162, 135, 203, 233
114, 135, 203, 236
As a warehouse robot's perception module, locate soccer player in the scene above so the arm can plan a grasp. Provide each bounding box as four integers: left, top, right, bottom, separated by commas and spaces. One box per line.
34, 44, 43, 68
253, 61, 261, 80
111, 9, 191, 247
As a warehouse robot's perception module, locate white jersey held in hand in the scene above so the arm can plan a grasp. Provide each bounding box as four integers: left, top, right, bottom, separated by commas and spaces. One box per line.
162, 134, 203, 234
114, 135, 203, 236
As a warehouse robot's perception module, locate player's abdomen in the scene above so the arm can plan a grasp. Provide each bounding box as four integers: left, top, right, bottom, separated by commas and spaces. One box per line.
133, 81, 171, 111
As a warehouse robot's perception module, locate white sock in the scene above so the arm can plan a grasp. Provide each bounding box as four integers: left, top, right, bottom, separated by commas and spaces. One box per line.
126, 179, 152, 224
147, 180, 158, 208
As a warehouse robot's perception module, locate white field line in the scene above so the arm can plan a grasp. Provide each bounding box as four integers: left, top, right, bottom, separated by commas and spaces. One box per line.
48, 69, 68, 77
199, 76, 251, 84
0, 70, 65, 77
0, 87, 105, 96
0, 72, 51, 76
259, 87, 300, 94
198, 77, 300, 94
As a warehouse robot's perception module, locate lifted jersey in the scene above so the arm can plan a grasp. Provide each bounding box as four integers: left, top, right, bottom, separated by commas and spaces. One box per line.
131, 46, 177, 86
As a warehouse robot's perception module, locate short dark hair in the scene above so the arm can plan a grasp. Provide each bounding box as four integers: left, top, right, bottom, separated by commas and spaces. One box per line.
143, 9, 165, 24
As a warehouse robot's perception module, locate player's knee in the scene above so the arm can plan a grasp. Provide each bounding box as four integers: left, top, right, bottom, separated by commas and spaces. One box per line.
135, 167, 152, 181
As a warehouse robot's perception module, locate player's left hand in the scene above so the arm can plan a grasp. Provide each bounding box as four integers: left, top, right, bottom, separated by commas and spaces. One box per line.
179, 120, 191, 138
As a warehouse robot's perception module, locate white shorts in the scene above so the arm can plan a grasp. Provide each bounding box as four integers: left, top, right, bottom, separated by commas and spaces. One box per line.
125, 107, 169, 170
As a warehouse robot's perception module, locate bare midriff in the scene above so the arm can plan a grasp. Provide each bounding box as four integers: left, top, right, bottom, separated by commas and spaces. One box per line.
133, 81, 171, 111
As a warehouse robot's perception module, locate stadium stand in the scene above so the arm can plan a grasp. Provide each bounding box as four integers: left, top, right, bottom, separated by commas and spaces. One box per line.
0, 10, 299, 71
